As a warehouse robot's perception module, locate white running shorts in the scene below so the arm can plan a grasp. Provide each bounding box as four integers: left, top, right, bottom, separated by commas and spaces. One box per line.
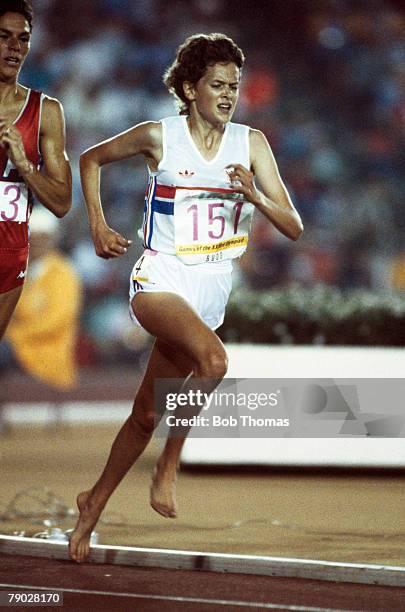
129, 249, 232, 330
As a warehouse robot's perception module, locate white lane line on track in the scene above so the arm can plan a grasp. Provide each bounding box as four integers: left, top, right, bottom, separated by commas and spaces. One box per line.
0, 583, 353, 611
3, 536, 405, 587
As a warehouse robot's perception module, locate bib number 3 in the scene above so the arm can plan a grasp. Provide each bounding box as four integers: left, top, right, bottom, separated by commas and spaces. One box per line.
0, 182, 28, 223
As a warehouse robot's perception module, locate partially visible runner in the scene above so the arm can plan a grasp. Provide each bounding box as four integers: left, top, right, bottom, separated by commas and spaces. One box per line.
0, 0, 72, 340
70, 32, 303, 563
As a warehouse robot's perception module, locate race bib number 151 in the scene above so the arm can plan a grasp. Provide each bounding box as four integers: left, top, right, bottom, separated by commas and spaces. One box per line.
0, 181, 29, 223
174, 188, 254, 264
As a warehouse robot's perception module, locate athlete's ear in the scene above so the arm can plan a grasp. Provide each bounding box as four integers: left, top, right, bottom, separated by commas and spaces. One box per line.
183, 81, 196, 102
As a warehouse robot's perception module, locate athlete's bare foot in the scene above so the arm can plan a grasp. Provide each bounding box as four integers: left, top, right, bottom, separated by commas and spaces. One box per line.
150, 464, 178, 518
68, 490, 102, 563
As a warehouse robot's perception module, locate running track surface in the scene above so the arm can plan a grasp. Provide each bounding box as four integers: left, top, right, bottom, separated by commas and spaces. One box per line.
1, 554, 405, 611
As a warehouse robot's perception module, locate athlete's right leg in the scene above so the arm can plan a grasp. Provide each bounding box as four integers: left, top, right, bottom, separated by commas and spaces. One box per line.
68, 336, 192, 563
132, 291, 228, 518
0, 285, 23, 341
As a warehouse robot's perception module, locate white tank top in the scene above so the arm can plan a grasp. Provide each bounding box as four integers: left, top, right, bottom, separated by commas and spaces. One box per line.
141, 115, 254, 265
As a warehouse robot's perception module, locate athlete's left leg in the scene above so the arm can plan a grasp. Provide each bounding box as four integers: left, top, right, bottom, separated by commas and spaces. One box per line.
0, 285, 23, 341
132, 291, 228, 518
68, 338, 191, 562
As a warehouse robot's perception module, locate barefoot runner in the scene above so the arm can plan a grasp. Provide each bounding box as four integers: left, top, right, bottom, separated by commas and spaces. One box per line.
69, 32, 303, 562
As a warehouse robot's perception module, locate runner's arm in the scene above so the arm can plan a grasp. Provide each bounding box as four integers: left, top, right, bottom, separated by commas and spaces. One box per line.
80, 122, 162, 259
0, 96, 72, 217
227, 129, 303, 241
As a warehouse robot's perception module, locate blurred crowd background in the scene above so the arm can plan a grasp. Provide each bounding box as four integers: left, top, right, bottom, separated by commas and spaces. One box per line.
20, 0, 405, 363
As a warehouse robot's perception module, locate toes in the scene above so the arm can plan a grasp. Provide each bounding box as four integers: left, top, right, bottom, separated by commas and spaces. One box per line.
68, 534, 88, 563
151, 502, 177, 518
76, 545, 87, 564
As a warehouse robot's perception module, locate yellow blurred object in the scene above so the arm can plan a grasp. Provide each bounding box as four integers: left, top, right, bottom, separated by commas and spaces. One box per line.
5, 251, 81, 389
390, 253, 405, 292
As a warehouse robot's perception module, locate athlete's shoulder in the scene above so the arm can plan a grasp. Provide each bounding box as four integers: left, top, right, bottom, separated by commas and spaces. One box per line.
38, 95, 67, 136
143, 119, 163, 134
41, 94, 64, 114
160, 115, 184, 127
248, 128, 269, 149
135, 120, 163, 149
229, 120, 250, 129
228, 121, 251, 138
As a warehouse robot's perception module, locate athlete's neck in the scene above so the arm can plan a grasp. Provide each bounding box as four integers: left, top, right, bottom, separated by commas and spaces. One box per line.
0, 80, 20, 105
186, 113, 226, 153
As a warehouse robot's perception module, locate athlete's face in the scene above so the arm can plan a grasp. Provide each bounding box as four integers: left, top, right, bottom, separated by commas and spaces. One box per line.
0, 12, 31, 82
185, 62, 241, 126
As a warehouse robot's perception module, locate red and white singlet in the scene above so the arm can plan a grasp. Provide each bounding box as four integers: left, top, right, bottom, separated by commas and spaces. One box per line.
0, 88, 43, 293
141, 115, 254, 264
129, 115, 254, 331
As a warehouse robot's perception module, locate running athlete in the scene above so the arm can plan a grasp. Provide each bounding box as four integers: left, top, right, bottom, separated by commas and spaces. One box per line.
0, 0, 72, 339
69, 33, 303, 562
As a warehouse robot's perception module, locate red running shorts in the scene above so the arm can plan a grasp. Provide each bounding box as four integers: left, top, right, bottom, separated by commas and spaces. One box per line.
0, 246, 29, 294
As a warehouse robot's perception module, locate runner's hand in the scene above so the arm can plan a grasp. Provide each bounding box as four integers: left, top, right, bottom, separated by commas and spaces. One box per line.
0, 120, 31, 174
226, 163, 260, 206
92, 223, 132, 259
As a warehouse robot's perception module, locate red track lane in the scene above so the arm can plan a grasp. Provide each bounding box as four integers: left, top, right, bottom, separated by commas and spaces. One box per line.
1, 554, 405, 611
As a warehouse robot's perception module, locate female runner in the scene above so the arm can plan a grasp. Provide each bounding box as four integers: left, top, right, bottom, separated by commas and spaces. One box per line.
69, 32, 303, 562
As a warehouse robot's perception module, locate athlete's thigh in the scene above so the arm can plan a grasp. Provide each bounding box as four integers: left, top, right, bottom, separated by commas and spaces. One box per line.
0, 285, 23, 340
132, 291, 223, 363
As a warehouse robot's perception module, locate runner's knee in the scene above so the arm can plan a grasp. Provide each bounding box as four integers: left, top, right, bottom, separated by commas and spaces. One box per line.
196, 346, 228, 379
129, 407, 156, 437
